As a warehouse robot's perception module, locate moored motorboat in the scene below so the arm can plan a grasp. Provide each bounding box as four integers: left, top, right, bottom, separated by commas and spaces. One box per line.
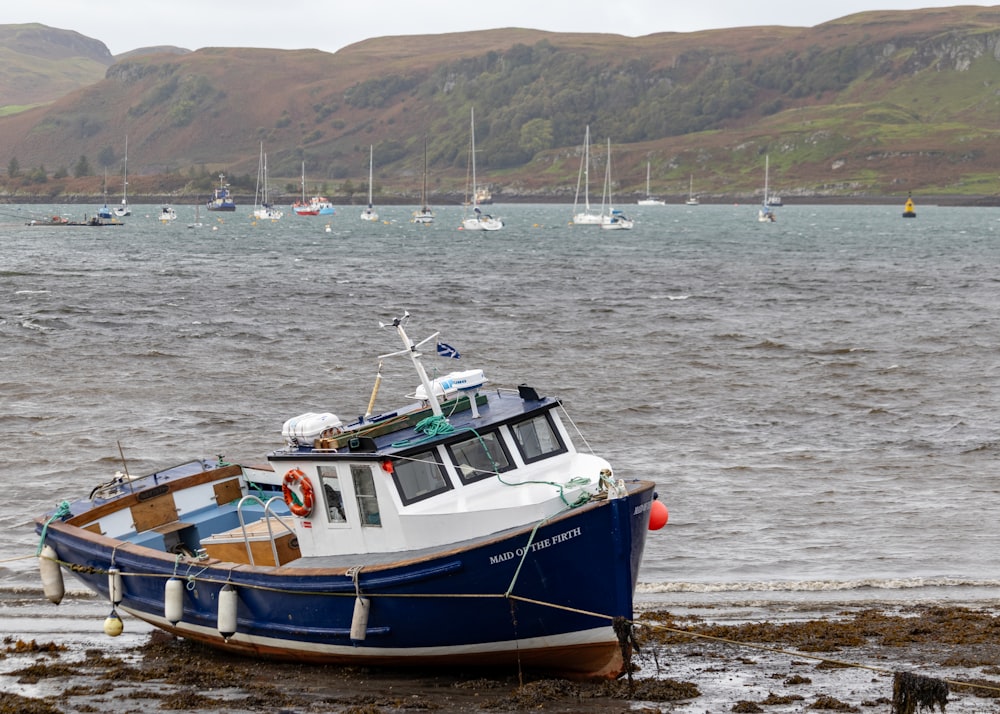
207, 174, 236, 212
35, 312, 664, 679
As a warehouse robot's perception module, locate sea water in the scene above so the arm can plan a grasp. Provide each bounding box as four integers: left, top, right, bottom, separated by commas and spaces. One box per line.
3, 201, 999, 618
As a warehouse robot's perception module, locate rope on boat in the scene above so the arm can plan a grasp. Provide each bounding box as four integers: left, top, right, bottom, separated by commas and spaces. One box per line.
389, 414, 455, 448
36, 501, 72, 555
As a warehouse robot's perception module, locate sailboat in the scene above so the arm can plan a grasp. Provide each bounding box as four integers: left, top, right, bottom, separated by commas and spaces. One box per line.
411, 138, 434, 224
685, 175, 700, 206
292, 162, 334, 216
187, 204, 203, 229
113, 137, 131, 217
461, 107, 503, 231
361, 145, 379, 222
757, 155, 776, 222
637, 161, 665, 205
600, 138, 634, 230
97, 169, 113, 220
572, 125, 601, 224
252, 143, 283, 221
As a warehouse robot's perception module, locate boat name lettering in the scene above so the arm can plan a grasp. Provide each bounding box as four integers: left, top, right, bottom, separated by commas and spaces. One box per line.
633, 501, 652, 516
488, 526, 582, 565
137, 485, 170, 501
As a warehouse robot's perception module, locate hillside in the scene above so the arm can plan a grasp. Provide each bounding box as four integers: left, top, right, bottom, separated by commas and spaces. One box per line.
1, 8, 999, 202
0, 24, 112, 109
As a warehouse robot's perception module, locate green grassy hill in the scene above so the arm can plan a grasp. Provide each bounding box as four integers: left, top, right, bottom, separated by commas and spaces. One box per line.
1, 8, 999, 202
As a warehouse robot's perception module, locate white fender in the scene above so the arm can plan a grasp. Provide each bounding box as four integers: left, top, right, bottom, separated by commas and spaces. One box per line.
217, 584, 237, 639
108, 567, 123, 606
104, 610, 123, 637
165, 577, 184, 625
38, 545, 64, 605
350, 597, 370, 641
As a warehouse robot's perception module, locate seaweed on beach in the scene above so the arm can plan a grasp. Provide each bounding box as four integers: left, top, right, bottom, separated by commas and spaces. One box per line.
8, 660, 83, 683
0, 691, 62, 714
891, 671, 948, 714
809, 694, 860, 711
3, 639, 66, 656
638, 605, 1000, 654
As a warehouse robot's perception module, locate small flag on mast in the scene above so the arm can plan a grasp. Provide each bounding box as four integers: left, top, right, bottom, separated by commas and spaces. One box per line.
436, 342, 460, 359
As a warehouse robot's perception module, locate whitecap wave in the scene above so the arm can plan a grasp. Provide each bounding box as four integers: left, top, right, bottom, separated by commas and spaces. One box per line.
637, 576, 1000, 594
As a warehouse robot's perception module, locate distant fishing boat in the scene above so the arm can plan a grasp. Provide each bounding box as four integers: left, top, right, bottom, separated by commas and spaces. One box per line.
206, 174, 236, 212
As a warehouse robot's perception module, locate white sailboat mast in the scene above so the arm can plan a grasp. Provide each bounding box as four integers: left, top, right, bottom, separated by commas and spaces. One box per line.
469, 108, 478, 209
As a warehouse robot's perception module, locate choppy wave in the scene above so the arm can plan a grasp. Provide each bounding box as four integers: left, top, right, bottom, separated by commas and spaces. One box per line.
638, 576, 1000, 594
5, 203, 1000, 605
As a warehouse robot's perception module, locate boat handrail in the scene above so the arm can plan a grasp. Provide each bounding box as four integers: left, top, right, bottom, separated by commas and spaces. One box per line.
235, 495, 296, 566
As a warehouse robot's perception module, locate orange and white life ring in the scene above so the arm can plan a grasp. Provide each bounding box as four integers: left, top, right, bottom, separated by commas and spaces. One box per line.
282, 468, 314, 517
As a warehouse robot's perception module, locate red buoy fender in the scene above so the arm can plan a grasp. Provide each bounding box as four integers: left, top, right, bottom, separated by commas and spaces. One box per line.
282, 468, 315, 517
648, 499, 668, 530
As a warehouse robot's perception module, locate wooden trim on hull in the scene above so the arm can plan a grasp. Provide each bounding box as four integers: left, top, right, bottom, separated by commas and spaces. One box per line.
138, 612, 624, 680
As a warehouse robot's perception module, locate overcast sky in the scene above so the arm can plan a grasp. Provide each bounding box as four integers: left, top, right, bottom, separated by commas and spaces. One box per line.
4, 1, 996, 56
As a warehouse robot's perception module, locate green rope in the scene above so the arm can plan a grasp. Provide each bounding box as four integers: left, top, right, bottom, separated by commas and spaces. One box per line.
497, 473, 592, 508
415, 415, 454, 436
390, 414, 455, 447
36, 501, 71, 555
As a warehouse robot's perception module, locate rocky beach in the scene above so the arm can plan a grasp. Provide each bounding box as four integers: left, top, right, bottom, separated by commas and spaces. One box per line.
3, 591, 1000, 713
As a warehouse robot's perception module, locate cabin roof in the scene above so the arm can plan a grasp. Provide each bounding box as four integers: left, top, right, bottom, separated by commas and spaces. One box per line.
268, 387, 558, 462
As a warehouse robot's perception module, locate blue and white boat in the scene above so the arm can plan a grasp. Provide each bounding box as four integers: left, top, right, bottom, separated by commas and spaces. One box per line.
97, 169, 113, 220
35, 312, 664, 679
206, 173, 236, 212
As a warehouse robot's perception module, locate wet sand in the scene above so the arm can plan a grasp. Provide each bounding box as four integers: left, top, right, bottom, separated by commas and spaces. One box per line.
2, 595, 1000, 713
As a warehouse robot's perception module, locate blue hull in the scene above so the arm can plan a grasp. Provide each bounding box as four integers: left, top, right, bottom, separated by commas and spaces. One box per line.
39, 481, 654, 678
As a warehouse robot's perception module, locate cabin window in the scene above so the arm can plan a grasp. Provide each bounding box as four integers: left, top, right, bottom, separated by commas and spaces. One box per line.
447, 430, 513, 484
510, 412, 566, 463
391, 450, 452, 505
351, 465, 381, 527
317, 466, 346, 523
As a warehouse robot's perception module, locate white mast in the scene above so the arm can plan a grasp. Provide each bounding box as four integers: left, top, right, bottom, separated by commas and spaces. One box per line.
378, 312, 443, 417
